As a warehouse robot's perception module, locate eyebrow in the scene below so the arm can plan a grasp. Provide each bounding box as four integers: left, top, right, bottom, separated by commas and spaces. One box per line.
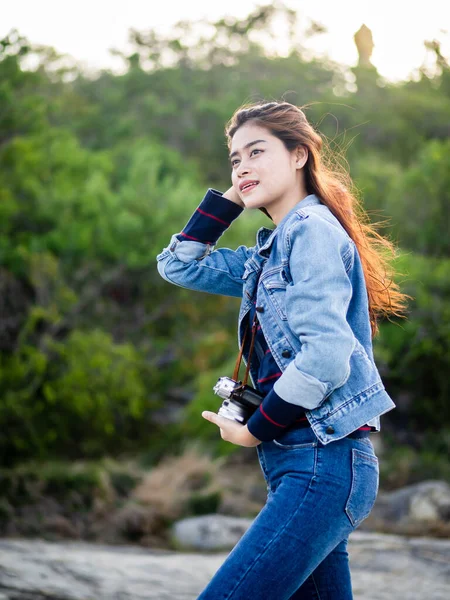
229, 139, 267, 161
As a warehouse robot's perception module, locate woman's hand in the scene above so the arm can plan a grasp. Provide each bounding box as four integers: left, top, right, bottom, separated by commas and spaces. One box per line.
223, 186, 245, 208
201, 411, 262, 447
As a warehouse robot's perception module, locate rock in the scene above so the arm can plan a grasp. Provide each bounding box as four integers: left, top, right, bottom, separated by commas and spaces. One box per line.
0, 533, 450, 599
113, 503, 167, 541
171, 514, 253, 551
43, 515, 78, 539
370, 480, 450, 526
410, 482, 450, 521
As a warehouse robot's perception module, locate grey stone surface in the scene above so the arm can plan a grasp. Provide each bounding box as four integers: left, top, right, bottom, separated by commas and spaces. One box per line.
371, 480, 450, 525
172, 514, 254, 550
0, 532, 449, 599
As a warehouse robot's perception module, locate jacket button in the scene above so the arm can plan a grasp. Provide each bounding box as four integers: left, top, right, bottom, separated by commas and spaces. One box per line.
326, 426, 335, 434
281, 350, 291, 358
255, 306, 264, 313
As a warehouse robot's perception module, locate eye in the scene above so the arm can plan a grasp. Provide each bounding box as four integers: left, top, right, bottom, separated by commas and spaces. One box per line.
230, 148, 263, 168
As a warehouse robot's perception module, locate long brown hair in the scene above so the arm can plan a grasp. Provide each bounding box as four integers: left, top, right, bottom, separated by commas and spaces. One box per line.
225, 101, 409, 337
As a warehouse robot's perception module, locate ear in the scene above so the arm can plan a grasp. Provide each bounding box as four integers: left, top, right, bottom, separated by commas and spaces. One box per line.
295, 146, 308, 169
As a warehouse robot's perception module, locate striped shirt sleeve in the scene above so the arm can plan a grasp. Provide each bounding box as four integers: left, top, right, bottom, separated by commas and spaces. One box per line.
176, 188, 243, 245
246, 388, 308, 442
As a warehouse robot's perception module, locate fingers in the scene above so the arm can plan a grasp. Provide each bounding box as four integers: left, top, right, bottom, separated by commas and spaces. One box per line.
202, 411, 244, 445
202, 411, 227, 428
202, 412, 229, 439
202, 411, 217, 424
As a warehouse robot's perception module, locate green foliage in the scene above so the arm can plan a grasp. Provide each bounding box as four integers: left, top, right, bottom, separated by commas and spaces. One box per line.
352, 139, 450, 258
374, 252, 450, 429
0, 130, 203, 273
0, 31, 49, 142
179, 358, 242, 459
0, 460, 107, 510
0, 330, 159, 462
0, 10, 449, 469
380, 431, 450, 488
0, 129, 115, 272
351, 151, 403, 228
186, 490, 223, 516
389, 139, 450, 257
108, 468, 142, 498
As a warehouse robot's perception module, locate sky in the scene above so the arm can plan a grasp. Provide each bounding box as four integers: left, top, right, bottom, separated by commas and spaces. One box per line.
1, 0, 449, 81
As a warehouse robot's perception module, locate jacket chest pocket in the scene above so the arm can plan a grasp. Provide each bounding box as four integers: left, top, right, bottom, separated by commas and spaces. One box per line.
260, 269, 289, 321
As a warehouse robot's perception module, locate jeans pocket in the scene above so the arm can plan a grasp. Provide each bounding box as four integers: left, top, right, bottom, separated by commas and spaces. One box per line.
272, 439, 317, 449
272, 427, 318, 449
345, 447, 379, 527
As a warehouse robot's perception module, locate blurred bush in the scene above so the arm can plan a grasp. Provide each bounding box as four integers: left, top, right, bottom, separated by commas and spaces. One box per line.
0, 329, 160, 463
0, 9, 449, 469
389, 139, 450, 257
374, 252, 450, 431
379, 433, 450, 490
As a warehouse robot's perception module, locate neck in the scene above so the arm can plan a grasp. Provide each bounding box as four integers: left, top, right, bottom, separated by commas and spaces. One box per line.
270, 183, 309, 226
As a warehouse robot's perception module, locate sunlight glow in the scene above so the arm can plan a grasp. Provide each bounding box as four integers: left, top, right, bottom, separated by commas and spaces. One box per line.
1, 0, 448, 81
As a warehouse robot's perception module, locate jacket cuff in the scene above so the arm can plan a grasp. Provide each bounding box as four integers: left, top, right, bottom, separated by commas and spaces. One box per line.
246, 388, 308, 442
176, 188, 243, 245
273, 360, 331, 410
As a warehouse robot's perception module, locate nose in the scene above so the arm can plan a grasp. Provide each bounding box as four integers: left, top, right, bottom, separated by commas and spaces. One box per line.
236, 159, 250, 178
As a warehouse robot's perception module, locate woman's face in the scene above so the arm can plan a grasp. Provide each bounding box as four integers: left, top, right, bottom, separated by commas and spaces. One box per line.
229, 122, 307, 224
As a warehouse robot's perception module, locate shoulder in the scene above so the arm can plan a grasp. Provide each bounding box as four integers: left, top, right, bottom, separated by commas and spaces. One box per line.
283, 204, 353, 251
280, 206, 354, 273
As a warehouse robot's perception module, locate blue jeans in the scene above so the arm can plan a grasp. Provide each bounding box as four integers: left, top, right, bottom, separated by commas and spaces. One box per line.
197, 427, 379, 599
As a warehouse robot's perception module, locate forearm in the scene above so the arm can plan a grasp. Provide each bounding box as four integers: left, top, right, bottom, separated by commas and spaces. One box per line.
246, 388, 307, 442
176, 188, 243, 245
156, 188, 249, 297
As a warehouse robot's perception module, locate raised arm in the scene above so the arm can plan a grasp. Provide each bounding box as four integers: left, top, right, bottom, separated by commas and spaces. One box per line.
156, 188, 253, 297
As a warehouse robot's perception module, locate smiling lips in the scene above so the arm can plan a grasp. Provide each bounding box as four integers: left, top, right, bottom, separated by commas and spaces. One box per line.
240, 180, 259, 193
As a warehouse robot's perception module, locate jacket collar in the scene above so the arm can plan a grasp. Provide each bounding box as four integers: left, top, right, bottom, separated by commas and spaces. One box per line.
256, 194, 322, 256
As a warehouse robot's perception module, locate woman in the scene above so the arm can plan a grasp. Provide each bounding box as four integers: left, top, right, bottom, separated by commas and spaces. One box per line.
156, 101, 408, 599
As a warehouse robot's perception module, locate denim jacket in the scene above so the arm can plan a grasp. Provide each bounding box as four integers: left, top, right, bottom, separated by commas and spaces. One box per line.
156, 193, 395, 445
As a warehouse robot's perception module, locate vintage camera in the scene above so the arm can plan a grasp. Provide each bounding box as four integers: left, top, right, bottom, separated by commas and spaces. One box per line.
213, 376, 264, 424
